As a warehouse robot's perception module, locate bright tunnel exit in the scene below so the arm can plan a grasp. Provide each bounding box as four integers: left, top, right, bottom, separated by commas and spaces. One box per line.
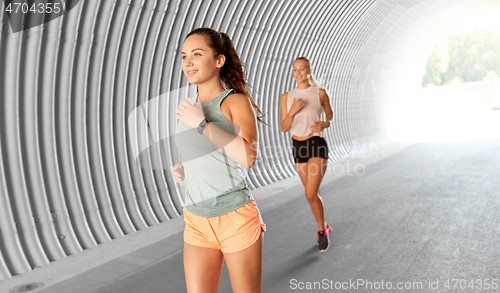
389, 3, 500, 143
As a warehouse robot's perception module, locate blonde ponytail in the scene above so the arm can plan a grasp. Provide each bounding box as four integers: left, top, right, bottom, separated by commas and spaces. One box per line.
308, 73, 318, 87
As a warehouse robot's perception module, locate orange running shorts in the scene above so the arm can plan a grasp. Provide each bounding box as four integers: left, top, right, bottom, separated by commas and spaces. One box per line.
183, 199, 266, 253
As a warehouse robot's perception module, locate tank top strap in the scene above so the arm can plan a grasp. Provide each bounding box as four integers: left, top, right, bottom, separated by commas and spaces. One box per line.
188, 89, 235, 105
189, 93, 198, 105
216, 89, 236, 106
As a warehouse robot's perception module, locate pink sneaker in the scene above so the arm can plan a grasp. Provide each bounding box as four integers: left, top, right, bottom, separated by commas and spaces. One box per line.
317, 224, 331, 252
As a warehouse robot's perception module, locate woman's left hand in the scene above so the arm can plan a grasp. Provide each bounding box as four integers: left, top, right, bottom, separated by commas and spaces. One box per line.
175, 99, 206, 129
310, 121, 329, 132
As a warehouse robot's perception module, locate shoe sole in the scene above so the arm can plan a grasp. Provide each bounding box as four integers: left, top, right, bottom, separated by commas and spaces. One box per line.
318, 244, 329, 252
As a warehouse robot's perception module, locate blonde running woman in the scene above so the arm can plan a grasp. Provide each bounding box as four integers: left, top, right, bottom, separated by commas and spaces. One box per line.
280, 57, 334, 251
172, 28, 265, 293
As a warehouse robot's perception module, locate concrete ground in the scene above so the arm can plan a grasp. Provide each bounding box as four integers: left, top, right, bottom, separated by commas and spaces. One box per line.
4, 138, 500, 293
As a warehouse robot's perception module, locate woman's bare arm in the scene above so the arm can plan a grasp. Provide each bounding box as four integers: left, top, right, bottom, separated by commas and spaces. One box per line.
320, 89, 333, 121
201, 94, 258, 168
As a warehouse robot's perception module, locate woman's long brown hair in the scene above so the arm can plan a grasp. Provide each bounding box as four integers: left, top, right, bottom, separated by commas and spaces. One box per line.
186, 28, 263, 122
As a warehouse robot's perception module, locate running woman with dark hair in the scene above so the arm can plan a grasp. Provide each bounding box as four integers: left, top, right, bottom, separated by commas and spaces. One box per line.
173, 28, 265, 293
280, 57, 334, 251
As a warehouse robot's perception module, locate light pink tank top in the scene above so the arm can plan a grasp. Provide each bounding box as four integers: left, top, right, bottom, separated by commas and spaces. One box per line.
286, 86, 323, 138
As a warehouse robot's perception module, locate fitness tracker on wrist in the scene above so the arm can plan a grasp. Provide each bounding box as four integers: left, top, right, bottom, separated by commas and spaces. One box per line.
197, 118, 210, 135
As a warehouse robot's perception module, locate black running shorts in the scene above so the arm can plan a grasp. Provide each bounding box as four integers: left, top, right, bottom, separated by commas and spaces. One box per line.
292, 136, 329, 163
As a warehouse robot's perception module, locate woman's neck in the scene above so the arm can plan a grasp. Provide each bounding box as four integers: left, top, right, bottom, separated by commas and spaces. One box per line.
197, 79, 225, 103
296, 81, 310, 90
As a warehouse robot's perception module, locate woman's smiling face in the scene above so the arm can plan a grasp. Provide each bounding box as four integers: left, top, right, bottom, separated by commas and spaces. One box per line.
293, 59, 311, 84
181, 34, 222, 85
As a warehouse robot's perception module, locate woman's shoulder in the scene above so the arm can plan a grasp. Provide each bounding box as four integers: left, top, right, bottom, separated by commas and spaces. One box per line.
225, 91, 247, 101
308, 86, 325, 95
317, 87, 328, 96
224, 92, 252, 109
280, 91, 291, 103
284, 88, 297, 96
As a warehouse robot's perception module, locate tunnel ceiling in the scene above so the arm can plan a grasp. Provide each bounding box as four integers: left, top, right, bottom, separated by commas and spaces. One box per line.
0, 0, 493, 280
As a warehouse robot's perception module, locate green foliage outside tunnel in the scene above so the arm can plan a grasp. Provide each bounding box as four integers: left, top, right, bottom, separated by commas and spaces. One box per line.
422, 27, 500, 87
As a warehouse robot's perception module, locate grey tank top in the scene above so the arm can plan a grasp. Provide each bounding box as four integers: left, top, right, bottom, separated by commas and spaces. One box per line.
174, 89, 252, 218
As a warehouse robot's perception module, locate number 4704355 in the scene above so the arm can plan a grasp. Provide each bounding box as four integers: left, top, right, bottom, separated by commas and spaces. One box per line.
5, 2, 67, 14
444, 279, 498, 290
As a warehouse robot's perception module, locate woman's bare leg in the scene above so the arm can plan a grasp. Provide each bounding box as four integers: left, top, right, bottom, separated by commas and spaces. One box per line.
184, 243, 223, 293
295, 158, 328, 231
304, 157, 328, 231
295, 162, 309, 186
223, 233, 263, 293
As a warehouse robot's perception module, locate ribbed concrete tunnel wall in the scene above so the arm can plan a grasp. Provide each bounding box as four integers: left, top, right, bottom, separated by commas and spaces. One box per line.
0, 0, 495, 280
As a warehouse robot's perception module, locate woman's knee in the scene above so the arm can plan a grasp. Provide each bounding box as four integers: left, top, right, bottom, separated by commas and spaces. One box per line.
305, 189, 319, 203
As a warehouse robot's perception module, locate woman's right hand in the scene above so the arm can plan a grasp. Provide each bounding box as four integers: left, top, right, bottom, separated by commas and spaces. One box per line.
289, 98, 305, 116
172, 162, 184, 186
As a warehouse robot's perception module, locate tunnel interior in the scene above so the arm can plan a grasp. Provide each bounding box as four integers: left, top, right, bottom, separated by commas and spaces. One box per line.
0, 0, 498, 280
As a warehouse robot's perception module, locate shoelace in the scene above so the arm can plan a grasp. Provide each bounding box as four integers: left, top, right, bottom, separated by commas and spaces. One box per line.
325, 224, 332, 235
318, 224, 332, 236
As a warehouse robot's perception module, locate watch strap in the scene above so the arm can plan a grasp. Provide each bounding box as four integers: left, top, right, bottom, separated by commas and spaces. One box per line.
197, 118, 210, 135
